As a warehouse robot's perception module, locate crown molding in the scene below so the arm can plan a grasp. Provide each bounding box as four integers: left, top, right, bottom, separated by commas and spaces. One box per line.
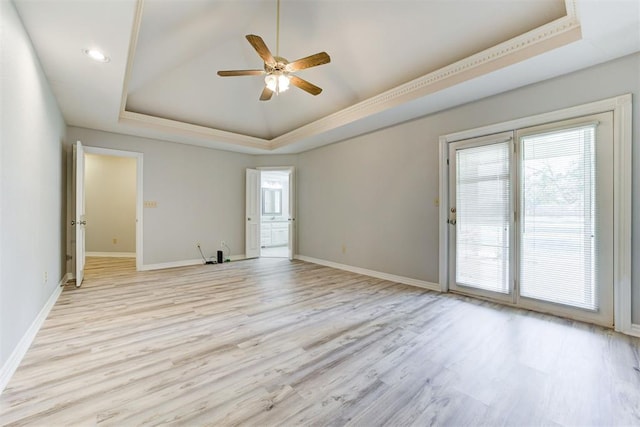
119, 110, 270, 150
119, 0, 581, 153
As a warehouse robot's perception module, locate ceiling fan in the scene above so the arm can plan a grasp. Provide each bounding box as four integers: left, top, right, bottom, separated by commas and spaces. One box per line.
217, 0, 330, 101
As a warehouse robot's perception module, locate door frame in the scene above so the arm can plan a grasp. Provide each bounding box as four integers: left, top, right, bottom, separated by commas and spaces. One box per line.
81, 146, 144, 271
256, 166, 296, 260
438, 94, 632, 333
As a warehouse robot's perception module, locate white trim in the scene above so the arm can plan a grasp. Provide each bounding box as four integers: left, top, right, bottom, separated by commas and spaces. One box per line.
438, 94, 633, 335
612, 94, 633, 334
440, 95, 631, 144
140, 254, 247, 271
119, 111, 270, 150
438, 137, 449, 292
83, 146, 143, 272
119, 1, 580, 152
0, 273, 69, 394
629, 324, 640, 338
140, 258, 208, 271
295, 255, 441, 292
86, 252, 136, 258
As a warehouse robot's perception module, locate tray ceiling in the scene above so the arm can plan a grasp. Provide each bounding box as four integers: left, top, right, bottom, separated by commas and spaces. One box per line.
12, 0, 640, 154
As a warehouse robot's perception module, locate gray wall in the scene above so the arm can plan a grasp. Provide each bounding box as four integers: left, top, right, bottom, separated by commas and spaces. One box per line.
85, 154, 136, 253
297, 52, 640, 323
66, 128, 255, 265
298, 125, 437, 280
65, 128, 300, 267
0, 0, 67, 367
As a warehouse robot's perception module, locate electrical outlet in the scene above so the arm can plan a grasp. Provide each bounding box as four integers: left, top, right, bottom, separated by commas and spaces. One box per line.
220, 240, 226, 247
43, 271, 48, 284
196, 241, 201, 247
341, 244, 346, 254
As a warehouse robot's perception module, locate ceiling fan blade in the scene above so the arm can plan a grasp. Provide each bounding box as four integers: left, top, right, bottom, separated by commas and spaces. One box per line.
286, 52, 330, 72
260, 86, 274, 101
246, 34, 275, 66
217, 70, 265, 77
289, 75, 322, 96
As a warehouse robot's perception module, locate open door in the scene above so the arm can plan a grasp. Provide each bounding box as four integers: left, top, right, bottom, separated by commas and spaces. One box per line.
72, 141, 86, 287
246, 168, 261, 259
287, 168, 295, 260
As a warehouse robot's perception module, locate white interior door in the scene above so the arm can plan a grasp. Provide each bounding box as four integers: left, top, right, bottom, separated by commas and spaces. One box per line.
73, 141, 86, 287
287, 168, 295, 260
246, 168, 261, 259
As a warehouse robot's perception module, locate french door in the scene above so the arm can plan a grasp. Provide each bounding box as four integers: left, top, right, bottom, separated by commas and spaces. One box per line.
448, 112, 613, 326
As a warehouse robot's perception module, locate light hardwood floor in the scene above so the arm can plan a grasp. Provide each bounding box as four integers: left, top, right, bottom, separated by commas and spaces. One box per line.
1, 257, 639, 426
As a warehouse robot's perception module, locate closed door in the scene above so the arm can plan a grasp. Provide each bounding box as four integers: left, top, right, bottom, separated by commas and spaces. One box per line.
448, 132, 515, 303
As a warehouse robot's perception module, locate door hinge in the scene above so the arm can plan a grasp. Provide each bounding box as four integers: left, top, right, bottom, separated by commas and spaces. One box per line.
446, 158, 449, 165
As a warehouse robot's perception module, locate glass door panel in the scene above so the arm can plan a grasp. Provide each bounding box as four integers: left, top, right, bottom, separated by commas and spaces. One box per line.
516, 113, 613, 326
519, 125, 596, 308
449, 132, 514, 300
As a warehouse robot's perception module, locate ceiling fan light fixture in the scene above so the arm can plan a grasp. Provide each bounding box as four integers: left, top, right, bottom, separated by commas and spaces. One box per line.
265, 73, 290, 94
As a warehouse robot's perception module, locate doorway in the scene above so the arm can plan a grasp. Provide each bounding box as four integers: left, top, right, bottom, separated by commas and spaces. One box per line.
83, 146, 142, 270
260, 170, 290, 258
85, 153, 137, 258
245, 167, 295, 260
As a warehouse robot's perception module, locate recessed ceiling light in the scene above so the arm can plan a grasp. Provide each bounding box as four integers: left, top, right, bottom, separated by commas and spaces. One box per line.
82, 48, 110, 63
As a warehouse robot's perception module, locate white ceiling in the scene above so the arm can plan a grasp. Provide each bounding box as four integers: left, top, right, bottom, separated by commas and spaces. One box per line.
12, 0, 640, 154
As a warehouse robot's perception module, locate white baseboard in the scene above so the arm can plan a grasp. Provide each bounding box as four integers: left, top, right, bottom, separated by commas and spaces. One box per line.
294, 255, 441, 292
629, 323, 640, 338
140, 258, 205, 271
86, 251, 136, 258
0, 273, 69, 394
140, 255, 247, 271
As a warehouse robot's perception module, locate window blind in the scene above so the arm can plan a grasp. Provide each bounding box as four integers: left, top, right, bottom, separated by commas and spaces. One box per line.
456, 141, 511, 294
519, 124, 597, 310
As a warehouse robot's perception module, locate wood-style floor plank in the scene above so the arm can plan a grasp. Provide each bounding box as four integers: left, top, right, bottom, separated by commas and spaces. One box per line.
1, 257, 639, 426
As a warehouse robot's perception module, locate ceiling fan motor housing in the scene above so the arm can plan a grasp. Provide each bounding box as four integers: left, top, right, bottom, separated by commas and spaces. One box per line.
265, 57, 289, 74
